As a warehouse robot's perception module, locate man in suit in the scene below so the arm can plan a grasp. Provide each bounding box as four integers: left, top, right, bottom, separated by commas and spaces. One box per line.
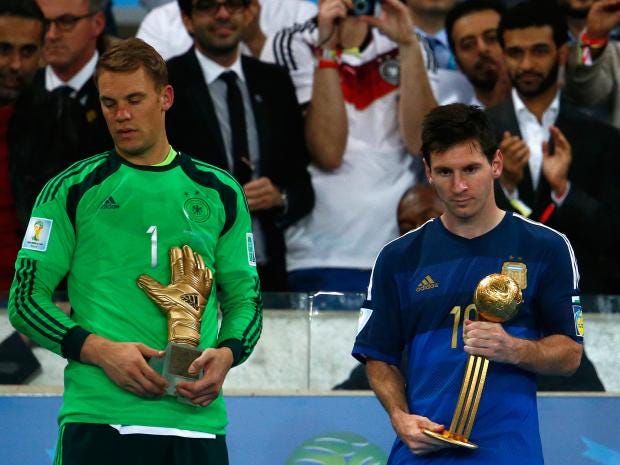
1, 0, 82, 291
487, 0, 620, 296
166, 0, 314, 291
35, 0, 113, 157
487, 0, 612, 391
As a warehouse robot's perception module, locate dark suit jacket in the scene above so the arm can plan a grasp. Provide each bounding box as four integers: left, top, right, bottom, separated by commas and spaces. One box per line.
486, 96, 620, 294
33, 70, 113, 158
8, 84, 83, 228
166, 49, 314, 291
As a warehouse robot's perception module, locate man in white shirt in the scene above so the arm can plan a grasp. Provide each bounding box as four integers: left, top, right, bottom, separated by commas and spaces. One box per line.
35, 0, 112, 156
487, 1, 612, 392
486, 0, 620, 296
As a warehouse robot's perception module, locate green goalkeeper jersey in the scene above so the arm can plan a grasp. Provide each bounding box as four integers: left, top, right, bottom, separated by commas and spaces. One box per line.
8, 149, 262, 434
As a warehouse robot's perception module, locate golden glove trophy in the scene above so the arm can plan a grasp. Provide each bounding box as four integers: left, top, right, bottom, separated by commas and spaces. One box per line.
137, 245, 213, 397
423, 273, 523, 449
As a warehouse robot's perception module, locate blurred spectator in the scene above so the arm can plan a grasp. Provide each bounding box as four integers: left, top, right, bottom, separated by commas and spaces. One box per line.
0, 0, 82, 291
397, 185, 444, 235
166, 0, 314, 291
264, 0, 437, 292
408, 0, 477, 108
445, 0, 511, 107
137, 0, 317, 60
409, 0, 458, 69
565, 0, 620, 129
487, 0, 620, 295
34, 0, 113, 157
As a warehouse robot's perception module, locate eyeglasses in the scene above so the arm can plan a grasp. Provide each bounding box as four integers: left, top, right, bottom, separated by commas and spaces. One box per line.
193, 0, 248, 16
45, 11, 98, 32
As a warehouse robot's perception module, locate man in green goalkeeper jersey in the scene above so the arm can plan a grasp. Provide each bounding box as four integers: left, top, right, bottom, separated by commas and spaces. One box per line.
8, 37, 262, 465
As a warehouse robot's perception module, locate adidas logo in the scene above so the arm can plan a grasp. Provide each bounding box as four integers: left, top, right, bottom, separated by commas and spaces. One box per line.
100, 196, 120, 209
181, 293, 199, 310
416, 275, 439, 292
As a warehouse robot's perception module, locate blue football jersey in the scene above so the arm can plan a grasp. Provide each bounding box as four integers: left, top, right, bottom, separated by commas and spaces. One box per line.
353, 212, 583, 465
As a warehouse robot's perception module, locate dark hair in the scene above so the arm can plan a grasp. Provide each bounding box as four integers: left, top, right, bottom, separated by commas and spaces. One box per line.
0, 0, 44, 22
177, 0, 250, 17
445, 0, 506, 53
421, 104, 497, 166
95, 38, 168, 89
498, 0, 568, 48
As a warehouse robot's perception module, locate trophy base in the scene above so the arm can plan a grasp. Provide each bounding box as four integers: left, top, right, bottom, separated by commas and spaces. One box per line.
422, 429, 478, 450
149, 343, 203, 399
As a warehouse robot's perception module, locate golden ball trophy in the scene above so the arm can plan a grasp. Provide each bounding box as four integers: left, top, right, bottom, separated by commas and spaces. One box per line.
137, 245, 213, 398
423, 273, 522, 449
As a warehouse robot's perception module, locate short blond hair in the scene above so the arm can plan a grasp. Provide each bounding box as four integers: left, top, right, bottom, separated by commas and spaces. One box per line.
95, 38, 168, 90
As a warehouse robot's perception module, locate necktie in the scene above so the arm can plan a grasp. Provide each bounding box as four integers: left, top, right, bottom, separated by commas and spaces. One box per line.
220, 71, 252, 184
53, 85, 75, 98
426, 37, 456, 70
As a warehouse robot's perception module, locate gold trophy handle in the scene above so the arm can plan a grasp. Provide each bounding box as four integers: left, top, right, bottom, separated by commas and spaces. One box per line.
423, 274, 521, 449
422, 354, 489, 449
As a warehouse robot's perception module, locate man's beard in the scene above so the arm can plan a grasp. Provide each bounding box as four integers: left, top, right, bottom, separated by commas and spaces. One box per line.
466, 56, 499, 91
512, 61, 560, 98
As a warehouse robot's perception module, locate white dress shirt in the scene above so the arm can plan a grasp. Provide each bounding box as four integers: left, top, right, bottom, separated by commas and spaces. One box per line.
194, 49, 268, 264
45, 51, 99, 104
512, 88, 560, 191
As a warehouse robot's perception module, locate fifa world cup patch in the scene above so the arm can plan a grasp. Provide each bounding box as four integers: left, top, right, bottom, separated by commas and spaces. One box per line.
246, 233, 256, 266
22, 217, 53, 252
572, 296, 584, 337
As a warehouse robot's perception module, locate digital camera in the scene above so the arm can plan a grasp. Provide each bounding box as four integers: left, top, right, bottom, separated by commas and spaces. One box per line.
350, 0, 376, 16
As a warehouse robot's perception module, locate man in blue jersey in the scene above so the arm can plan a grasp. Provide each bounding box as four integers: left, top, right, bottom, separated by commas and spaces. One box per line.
353, 103, 583, 464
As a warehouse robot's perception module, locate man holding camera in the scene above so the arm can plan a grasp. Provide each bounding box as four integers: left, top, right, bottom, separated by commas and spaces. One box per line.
266, 0, 437, 292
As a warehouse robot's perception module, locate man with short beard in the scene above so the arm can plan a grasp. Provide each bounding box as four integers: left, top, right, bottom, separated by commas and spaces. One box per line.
486, 1, 620, 295
445, 0, 510, 108
485, 0, 616, 391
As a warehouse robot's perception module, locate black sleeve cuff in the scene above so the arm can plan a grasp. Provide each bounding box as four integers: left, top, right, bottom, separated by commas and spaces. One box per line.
61, 326, 92, 361
217, 338, 244, 366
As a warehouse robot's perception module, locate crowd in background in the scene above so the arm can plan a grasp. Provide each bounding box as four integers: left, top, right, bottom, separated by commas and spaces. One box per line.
2, 0, 619, 296
1, 0, 616, 392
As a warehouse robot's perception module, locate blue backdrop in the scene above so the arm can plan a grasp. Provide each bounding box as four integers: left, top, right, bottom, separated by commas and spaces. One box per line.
0, 394, 618, 465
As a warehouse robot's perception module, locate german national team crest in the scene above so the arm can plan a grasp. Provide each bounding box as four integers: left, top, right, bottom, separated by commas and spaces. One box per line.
501, 261, 527, 289
183, 198, 210, 223
379, 58, 400, 86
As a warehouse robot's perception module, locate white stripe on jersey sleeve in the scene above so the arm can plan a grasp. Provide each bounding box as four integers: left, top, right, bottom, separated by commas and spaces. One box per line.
514, 214, 580, 289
